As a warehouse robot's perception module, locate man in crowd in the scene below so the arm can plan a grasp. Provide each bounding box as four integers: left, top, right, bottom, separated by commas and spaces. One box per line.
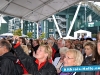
54, 39, 65, 58
0, 40, 22, 75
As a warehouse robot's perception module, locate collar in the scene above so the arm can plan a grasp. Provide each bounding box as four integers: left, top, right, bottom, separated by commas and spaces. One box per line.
73, 72, 76, 75
35, 59, 47, 70
85, 54, 92, 58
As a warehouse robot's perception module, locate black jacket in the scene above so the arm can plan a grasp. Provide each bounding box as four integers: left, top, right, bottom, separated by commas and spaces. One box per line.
13, 45, 57, 75
79, 56, 96, 75
0, 52, 23, 75
33, 45, 39, 53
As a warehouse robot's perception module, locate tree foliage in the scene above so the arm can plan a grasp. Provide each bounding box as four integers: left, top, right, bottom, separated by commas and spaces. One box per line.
13, 29, 22, 36
39, 32, 45, 39
92, 34, 97, 38
27, 32, 33, 38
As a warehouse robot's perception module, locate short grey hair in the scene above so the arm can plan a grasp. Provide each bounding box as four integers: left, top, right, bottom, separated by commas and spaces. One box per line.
47, 39, 54, 46
58, 39, 65, 46
59, 47, 68, 54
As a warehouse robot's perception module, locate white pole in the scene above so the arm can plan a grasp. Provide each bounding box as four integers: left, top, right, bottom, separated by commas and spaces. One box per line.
85, 3, 87, 30
0, 14, 1, 27
21, 19, 23, 35
66, 2, 82, 37
52, 15, 62, 38
36, 23, 39, 39
44, 21, 46, 33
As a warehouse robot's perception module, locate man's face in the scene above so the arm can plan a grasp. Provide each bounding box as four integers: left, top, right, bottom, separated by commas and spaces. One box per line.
32, 41, 38, 47
57, 40, 64, 48
0, 46, 5, 56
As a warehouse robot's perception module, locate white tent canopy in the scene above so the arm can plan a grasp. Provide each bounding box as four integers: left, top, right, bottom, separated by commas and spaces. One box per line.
0, 0, 99, 22
19, 34, 28, 38
0, 33, 13, 36
0, 0, 84, 22
74, 30, 92, 39
63, 36, 77, 39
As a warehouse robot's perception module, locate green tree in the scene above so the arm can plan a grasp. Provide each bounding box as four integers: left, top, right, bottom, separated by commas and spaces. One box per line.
13, 29, 22, 36
92, 34, 97, 38
27, 32, 33, 38
39, 32, 45, 39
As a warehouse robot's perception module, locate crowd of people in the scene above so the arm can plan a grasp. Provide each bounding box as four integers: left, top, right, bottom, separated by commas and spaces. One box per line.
0, 32, 100, 75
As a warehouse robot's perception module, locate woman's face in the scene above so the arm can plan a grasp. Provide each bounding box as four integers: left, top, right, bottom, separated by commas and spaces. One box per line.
32, 40, 38, 47
97, 40, 100, 55
19, 39, 23, 45
84, 46, 92, 56
63, 52, 75, 66
35, 46, 48, 60
65, 40, 71, 48
97, 34, 100, 55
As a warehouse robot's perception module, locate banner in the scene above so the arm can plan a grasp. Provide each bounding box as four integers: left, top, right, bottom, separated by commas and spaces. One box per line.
61, 65, 100, 72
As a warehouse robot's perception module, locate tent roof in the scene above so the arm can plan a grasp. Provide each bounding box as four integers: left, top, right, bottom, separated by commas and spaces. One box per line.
63, 36, 77, 39
0, 33, 13, 36
74, 30, 91, 33
0, 0, 84, 22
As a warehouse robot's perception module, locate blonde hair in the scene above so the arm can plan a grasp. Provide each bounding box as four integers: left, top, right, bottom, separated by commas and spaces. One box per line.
83, 41, 96, 51
66, 49, 83, 66
65, 39, 75, 49
21, 45, 29, 55
40, 44, 52, 60
59, 47, 68, 54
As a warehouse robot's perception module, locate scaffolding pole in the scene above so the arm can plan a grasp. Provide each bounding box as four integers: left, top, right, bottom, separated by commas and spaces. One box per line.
21, 19, 23, 35
36, 23, 39, 39
66, 2, 82, 37
52, 15, 62, 38
0, 14, 1, 27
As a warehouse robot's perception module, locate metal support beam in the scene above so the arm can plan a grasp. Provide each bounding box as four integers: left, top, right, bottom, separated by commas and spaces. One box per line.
36, 23, 39, 39
21, 19, 23, 35
66, 2, 82, 37
0, 0, 13, 10
52, 15, 62, 38
0, 14, 1, 27
84, 2, 87, 30
44, 21, 46, 33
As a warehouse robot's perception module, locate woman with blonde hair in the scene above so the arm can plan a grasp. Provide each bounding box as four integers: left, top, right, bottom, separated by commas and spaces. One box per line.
79, 41, 96, 75
19, 37, 29, 55
65, 39, 74, 49
60, 49, 83, 75
13, 36, 57, 75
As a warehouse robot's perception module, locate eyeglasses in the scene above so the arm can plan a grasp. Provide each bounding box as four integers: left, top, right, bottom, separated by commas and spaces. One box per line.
65, 56, 74, 59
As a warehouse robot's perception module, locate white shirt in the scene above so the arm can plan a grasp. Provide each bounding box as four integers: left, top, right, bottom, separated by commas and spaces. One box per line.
53, 57, 63, 70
